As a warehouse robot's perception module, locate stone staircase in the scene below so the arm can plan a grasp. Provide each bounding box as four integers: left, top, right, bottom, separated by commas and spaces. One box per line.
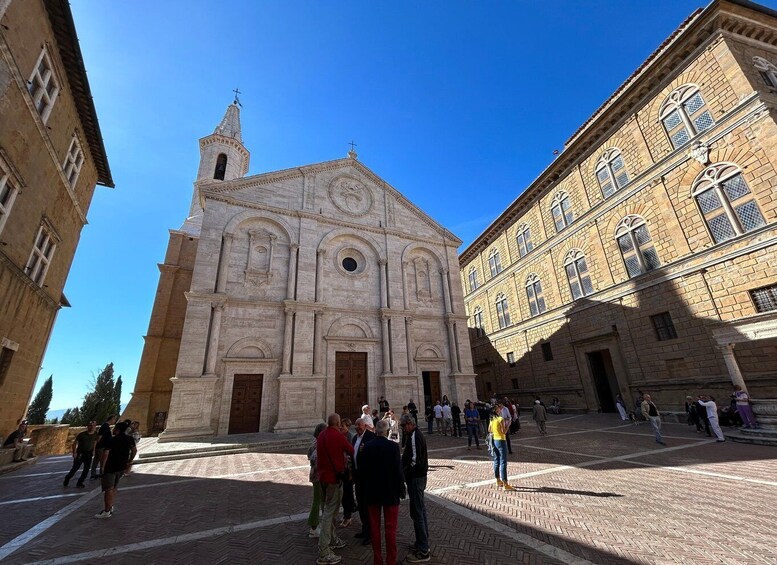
728, 427, 777, 447
135, 433, 312, 464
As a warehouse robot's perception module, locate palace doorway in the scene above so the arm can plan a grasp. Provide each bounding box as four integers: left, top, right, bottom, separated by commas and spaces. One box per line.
586, 350, 618, 412
335, 352, 368, 421
228, 374, 263, 434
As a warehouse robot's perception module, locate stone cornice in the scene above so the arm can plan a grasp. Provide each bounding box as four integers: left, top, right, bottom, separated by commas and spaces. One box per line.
711, 311, 777, 343
459, 0, 777, 265
460, 93, 763, 274
198, 157, 461, 246
204, 192, 460, 251
0, 249, 59, 310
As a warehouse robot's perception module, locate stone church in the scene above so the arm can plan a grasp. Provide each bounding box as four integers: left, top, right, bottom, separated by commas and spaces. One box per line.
124, 102, 477, 439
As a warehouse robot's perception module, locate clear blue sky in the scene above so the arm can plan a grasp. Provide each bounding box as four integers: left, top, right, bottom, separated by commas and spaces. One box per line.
35, 0, 749, 411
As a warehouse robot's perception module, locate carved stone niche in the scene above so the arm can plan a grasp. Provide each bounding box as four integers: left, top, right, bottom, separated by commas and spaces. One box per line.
245, 229, 277, 287
413, 257, 433, 305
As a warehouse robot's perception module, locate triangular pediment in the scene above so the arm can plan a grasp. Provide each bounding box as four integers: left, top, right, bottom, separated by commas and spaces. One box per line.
199, 157, 461, 245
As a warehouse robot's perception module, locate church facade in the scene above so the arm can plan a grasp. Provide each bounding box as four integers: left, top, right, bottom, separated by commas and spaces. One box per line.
125, 104, 476, 438
459, 0, 777, 415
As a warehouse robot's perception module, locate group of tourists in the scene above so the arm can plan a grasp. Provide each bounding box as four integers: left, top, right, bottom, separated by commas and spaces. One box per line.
307, 403, 430, 565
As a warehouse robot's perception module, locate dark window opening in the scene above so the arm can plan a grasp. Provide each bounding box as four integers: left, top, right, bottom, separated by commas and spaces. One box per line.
507, 352, 515, 367
486, 381, 492, 392
0, 347, 14, 386
751, 284, 777, 313
511, 378, 518, 389
541, 342, 553, 361
214, 153, 228, 180
651, 312, 678, 341
342, 257, 358, 272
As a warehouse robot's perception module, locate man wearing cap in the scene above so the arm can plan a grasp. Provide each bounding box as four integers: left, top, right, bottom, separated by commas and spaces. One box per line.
532, 400, 547, 435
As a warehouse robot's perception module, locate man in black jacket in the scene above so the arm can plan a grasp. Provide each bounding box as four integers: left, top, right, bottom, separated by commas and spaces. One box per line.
400, 413, 430, 563
352, 416, 376, 544
361, 419, 405, 565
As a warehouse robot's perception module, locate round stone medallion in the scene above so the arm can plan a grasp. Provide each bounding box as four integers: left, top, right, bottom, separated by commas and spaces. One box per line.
328, 176, 372, 216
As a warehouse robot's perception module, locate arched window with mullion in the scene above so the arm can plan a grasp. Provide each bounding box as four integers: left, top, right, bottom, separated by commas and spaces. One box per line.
564, 249, 594, 300
488, 248, 502, 277
473, 306, 485, 336
515, 223, 533, 258
595, 148, 629, 198
495, 293, 511, 329
468, 267, 479, 292
550, 192, 574, 233
615, 215, 660, 278
659, 84, 714, 149
692, 163, 766, 244
525, 273, 547, 317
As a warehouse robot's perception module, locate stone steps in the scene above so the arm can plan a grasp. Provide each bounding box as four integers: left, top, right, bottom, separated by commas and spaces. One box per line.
728, 428, 777, 447
135, 436, 311, 464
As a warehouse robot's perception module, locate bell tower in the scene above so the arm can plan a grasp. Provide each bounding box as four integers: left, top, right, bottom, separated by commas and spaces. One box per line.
183, 98, 250, 233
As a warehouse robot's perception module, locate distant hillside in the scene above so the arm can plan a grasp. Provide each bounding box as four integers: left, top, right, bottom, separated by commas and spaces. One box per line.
46, 403, 127, 421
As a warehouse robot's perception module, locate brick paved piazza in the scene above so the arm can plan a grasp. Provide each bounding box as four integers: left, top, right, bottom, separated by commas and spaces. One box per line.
1, 414, 775, 565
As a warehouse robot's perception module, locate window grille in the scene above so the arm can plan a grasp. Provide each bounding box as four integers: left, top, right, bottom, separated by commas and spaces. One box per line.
659, 85, 714, 149
750, 284, 777, 313
651, 312, 678, 341
564, 249, 594, 300
489, 249, 502, 277
526, 274, 547, 317
495, 293, 511, 329
595, 149, 629, 198
615, 216, 660, 278
551, 192, 574, 232
515, 224, 533, 258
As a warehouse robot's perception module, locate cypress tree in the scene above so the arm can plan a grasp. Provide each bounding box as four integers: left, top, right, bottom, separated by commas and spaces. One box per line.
27, 375, 53, 424
80, 362, 118, 424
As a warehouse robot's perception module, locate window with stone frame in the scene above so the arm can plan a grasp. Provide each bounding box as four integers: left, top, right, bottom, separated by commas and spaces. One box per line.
753, 56, 777, 89
468, 267, 479, 292
515, 223, 534, 258
659, 84, 715, 149
0, 343, 16, 387
595, 148, 629, 198
495, 293, 511, 329
550, 192, 574, 233
750, 284, 777, 313
473, 306, 485, 336
563, 249, 594, 300
62, 135, 84, 188
650, 312, 678, 341
525, 273, 547, 317
615, 215, 660, 278
25, 221, 58, 286
0, 155, 20, 236
507, 352, 516, 367
692, 163, 766, 244
28, 47, 60, 124
488, 248, 502, 277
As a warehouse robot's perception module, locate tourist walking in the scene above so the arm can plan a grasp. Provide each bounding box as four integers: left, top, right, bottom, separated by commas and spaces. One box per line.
489, 403, 514, 491
733, 385, 757, 429
441, 403, 452, 436
641, 394, 666, 445
408, 399, 418, 424
400, 414, 430, 563
63, 420, 98, 488
616, 394, 629, 421
307, 422, 327, 538
90, 415, 116, 479
464, 401, 480, 449
532, 400, 547, 435
698, 396, 725, 442
433, 401, 443, 434
451, 402, 462, 437
361, 419, 405, 565
352, 416, 376, 545
94, 421, 137, 519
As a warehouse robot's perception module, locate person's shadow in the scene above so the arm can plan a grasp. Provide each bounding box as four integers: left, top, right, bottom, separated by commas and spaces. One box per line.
513, 486, 622, 498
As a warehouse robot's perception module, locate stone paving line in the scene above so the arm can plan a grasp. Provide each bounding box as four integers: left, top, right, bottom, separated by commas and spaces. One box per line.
0, 416, 777, 564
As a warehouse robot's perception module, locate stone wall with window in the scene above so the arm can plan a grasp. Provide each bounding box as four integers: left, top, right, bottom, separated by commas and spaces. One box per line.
460, 2, 777, 410
0, 0, 111, 434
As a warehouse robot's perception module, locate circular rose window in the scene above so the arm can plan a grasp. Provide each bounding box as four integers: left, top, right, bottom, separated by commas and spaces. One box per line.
342, 257, 358, 272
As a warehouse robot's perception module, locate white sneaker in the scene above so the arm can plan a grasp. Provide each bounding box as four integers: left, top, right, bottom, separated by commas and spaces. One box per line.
94, 509, 112, 519
308, 527, 320, 538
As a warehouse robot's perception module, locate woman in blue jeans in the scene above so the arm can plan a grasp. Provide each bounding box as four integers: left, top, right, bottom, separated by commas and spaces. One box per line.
488, 403, 514, 490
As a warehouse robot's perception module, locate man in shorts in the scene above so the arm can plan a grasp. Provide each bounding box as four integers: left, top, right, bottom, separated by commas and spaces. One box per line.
95, 421, 137, 519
